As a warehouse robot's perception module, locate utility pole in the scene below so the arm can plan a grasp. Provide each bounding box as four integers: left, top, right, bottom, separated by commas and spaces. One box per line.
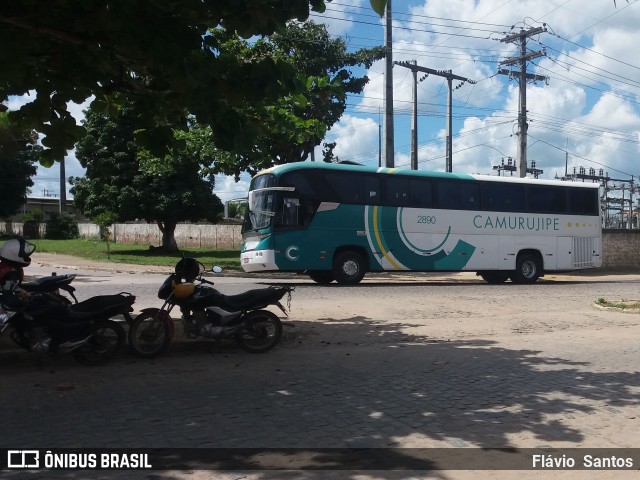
410, 60, 418, 170
59, 157, 66, 213
499, 26, 547, 178
395, 61, 475, 172
378, 107, 382, 167
446, 75, 453, 173
383, 0, 394, 168
564, 138, 569, 178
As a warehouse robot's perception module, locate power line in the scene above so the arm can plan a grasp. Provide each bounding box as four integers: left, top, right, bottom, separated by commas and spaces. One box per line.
328, 2, 515, 28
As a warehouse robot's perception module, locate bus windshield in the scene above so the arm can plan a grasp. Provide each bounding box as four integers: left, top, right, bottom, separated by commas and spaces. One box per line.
244, 190, 276, 231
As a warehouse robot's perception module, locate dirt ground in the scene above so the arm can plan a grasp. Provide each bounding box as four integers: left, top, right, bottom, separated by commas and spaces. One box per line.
8, 252, 640, 480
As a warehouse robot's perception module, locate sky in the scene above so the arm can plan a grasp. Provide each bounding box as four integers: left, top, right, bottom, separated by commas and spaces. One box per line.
14, 0, 640, 205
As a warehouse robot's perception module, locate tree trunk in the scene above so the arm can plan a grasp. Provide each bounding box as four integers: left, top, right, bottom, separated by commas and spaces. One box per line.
157, 221, 179, 253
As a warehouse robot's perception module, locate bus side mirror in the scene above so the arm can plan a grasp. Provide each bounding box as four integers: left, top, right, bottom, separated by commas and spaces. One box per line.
248, 191, 256, 212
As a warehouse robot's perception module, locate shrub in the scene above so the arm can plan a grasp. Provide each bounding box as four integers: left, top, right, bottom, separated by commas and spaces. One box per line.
45, 213, 79, 240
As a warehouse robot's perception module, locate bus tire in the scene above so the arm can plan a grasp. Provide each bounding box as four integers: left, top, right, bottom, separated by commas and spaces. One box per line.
333, 251, 366, 285
511, 253, 541, 284
479, 271, 510, 284
307, 270, 335, 284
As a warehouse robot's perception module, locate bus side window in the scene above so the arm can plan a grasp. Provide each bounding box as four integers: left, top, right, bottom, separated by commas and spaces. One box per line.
437, 181, 479, 210
527, 186, 566, 213
482, 183, 525, 212
410, 179, 432, 207
324, 173, 363, 203
364, 176, 381, 204
282, 198, 300, 226
569, 188, 598, 215
385, 177, 411, 206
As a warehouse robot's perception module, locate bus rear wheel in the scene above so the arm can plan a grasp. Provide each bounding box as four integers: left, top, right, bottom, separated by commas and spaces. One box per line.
307, 270, 335, 284
333, 251, 366, 285
511, 253, 542, 284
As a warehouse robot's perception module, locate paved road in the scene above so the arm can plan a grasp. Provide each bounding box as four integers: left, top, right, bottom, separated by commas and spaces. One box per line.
1, 262, 640, 479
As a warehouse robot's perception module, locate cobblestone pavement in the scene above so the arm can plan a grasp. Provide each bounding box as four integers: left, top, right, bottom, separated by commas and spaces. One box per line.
1, 257, 640, 479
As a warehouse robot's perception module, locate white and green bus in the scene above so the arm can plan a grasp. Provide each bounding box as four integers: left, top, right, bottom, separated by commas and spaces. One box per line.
241, 162, 602, 284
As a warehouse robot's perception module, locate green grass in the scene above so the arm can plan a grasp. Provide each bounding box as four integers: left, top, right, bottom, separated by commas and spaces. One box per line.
28, 238, 242, 270
595, 297, 640, 310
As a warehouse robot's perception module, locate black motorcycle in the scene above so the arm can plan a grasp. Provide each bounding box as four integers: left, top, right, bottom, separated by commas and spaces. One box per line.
128, 258, 293, 358
21, 273, 78, 303
0, 287, 135, 366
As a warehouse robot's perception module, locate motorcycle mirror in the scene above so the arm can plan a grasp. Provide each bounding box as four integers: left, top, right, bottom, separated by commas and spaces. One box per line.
211, 266, 223, 274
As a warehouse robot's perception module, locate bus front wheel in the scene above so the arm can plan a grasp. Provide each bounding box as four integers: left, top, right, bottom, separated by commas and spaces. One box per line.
307, 271, 335, 284
333, 251, 366, 285
511, 253, 541, 284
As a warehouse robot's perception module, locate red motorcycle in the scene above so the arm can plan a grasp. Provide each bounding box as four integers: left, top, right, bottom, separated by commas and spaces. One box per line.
128, 258, 292, 358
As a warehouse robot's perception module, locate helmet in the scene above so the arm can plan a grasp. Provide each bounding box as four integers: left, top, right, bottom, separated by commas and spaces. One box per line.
0, 238, 35, 267
171, 280, 195, 299
175, 257, 200, 283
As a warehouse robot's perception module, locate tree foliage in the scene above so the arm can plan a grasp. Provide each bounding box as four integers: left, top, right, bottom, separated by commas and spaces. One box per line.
0, 0, 388, 167
209, 21, 385, 179
71, 104, 223, 252
0, 112, 39, 218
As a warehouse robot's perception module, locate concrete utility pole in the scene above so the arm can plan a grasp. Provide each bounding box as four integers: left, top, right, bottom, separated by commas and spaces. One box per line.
395, 61, 475, 172
498, 26, 547, 178
383, 0, 394, 168
410, 60, 418, 170
59, 157, 66, 213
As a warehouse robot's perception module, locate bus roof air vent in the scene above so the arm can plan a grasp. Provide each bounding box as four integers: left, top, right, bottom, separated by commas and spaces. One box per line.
337, 160, 365, 166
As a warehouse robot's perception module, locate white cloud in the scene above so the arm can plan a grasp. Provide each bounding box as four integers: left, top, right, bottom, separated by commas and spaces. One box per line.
325, 0, 640, 185
311, 0, 366, 36
214, 174, 251, 204
324, 114, 381, 165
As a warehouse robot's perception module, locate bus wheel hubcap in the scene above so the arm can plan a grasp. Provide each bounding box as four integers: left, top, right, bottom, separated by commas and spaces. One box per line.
343, 261, 359, 277
522, 261, 535, 277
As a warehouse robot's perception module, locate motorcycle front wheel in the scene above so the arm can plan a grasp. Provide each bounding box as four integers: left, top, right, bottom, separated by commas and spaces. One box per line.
236, 310, 283, 353
128, 311, 171, 358
73, 320, 125, 366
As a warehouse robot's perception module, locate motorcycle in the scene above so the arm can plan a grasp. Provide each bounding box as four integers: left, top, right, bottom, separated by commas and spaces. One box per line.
128, 258, 293, 358
0, 285, 135, 365
21, 273, 78, 303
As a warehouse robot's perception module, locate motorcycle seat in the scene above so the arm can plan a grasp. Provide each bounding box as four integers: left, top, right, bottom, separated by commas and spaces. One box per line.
68, 293, 135, 320
218, 287, 288, 312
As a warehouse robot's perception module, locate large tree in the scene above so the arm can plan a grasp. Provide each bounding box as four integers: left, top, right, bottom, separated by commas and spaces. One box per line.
0, 1, 385, 167
210, 21, 385, 179
71, 104, 222, 252
0, 112, 39, 218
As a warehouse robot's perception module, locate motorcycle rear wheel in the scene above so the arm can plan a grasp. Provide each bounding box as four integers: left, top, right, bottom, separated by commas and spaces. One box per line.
128, 311, 171, 358
236, 310, 283, 353
73, 320, 125, 366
